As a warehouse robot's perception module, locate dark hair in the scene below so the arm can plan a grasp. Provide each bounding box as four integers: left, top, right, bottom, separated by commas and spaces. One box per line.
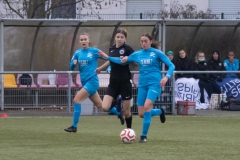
115, 28, 127, 38
211, 50, 220, 61
79, 32, 93, 47
141, 33, 161, 49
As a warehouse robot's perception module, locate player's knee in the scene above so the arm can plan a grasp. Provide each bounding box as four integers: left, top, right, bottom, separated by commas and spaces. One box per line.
102, 106, 109, 112
138, 113, 144, 118
123, 110, 131, 117
73, 97, 79, 103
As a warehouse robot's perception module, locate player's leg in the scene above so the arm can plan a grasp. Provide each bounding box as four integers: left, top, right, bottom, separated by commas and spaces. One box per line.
89, 92, 102, 110
138, 86, 164, 143
136, 87, 149, 143
64, 88, 89, 133
138, 86, 165, 121
64, 76, 98, 133
121, 80, 133, 128
148, 86, 165, 123
122, 100, 131, 128
103, 79, 124, 125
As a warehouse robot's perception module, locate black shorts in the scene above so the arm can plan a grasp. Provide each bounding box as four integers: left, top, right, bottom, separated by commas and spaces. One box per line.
106, 78, 132, 100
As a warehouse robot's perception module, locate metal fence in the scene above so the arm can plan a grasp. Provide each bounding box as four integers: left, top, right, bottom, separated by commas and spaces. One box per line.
0, 71, 174, 116
1, 13, 240, 20
2, 70, 239, 116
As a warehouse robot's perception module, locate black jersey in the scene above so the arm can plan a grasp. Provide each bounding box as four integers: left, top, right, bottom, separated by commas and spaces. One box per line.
109, 43, 134, 80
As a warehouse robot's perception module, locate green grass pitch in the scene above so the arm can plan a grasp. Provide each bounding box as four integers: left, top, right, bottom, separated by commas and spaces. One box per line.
0, 115, 240, 160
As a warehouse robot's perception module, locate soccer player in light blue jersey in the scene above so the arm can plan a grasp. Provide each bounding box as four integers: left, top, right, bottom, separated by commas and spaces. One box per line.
99, 33, 175, 143
64, 33, 103, 133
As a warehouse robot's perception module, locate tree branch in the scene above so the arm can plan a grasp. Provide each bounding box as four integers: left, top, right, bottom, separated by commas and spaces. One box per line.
3, 0, 24, 18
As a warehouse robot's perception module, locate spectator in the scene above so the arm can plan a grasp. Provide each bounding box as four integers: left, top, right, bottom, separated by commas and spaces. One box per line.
165, 50, 175, 70
175, 49, 193, 79
223, 51, 239, 78
208, 50, 225, 82
193, 51, 210, 103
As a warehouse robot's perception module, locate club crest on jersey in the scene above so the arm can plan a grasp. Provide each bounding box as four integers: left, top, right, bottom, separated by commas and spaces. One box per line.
119, 49, 125, 55
150, 52, 155, 57
87, 52, 92, 58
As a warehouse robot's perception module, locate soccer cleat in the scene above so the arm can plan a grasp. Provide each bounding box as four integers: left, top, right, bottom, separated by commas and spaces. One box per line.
139, 136, 147, 143
64, 126, 77, 133
160, 107, 166, 123
118, 111, 124, 125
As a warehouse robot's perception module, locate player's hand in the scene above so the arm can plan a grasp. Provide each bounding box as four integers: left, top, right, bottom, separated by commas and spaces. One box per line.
95, 67, 101, 74
160, 77, 168, 87
73, 60, 77, 65
121, 56, 128, 63
98, 51, 108, 59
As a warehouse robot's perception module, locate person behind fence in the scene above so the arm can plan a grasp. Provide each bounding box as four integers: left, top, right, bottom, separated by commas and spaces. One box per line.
64, 33, 103, 133
193, 51, 211, 104
95, 28, 134, 129
208, 50, 225, 82
164, 50, 175, 102
98, 33, 175, 143
166, 50, 175, 68
175, 49, 193, 79
223, 51, 239, 78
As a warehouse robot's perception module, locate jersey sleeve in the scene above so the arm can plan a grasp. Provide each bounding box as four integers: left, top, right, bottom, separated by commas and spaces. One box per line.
126, 52, 137, 63
157, 50, 175, 78
69, 51, 78, 70
235, 59, 239, 70
92, 47, 101, 59
108, 57, 129, 65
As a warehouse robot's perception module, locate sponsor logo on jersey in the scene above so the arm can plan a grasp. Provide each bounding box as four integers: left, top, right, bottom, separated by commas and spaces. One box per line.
140, 59, 152, 66
87, 52, 92, 58
78, 60, 88, 66
119, 49, 125, 55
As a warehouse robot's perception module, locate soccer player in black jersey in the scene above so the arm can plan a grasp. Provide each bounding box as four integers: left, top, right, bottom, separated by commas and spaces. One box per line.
95, 28, 134, 128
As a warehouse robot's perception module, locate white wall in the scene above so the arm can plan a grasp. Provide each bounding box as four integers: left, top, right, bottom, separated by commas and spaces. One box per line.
163, 0, 209, 12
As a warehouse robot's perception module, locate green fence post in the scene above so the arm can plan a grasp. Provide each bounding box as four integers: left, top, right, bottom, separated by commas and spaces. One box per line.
140, 13, 142, 19
221, 13, 224, 19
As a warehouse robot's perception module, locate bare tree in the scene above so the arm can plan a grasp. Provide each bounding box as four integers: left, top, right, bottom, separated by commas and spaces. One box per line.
0, 0, 125, 19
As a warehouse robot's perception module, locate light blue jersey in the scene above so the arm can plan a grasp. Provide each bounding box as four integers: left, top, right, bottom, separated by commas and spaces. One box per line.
223, 58, 239, 78
108, 47, 175, 87
70, 47, 101, 82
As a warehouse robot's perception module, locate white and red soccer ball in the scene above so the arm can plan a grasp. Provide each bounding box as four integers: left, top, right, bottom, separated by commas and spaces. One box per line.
120, 128, 136, 144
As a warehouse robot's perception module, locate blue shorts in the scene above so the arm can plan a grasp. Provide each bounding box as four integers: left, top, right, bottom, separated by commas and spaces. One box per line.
137, 85, 161, 106
82, 75, 99, 96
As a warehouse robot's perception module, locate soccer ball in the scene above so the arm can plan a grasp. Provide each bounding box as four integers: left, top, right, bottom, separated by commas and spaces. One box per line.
120, 128, 136, 144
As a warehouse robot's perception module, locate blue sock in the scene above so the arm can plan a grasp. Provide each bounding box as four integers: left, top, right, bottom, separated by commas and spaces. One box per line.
141, 111, 152, 137
109, 107, 120, 116
72, 103, 81, 128
151, 109, 162, 117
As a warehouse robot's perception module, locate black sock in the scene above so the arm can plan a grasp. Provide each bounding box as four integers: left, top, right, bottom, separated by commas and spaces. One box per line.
125, 115, 132, 128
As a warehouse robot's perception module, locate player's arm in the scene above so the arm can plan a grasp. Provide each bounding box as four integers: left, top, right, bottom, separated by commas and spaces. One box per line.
159, 51, 175, 78
223, 59, 229, 70
69, 52, 78, 71
109, 53, 137, 65
95, 61, 110, 74
235, 59, 239, 71
108, 57, 128, 65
